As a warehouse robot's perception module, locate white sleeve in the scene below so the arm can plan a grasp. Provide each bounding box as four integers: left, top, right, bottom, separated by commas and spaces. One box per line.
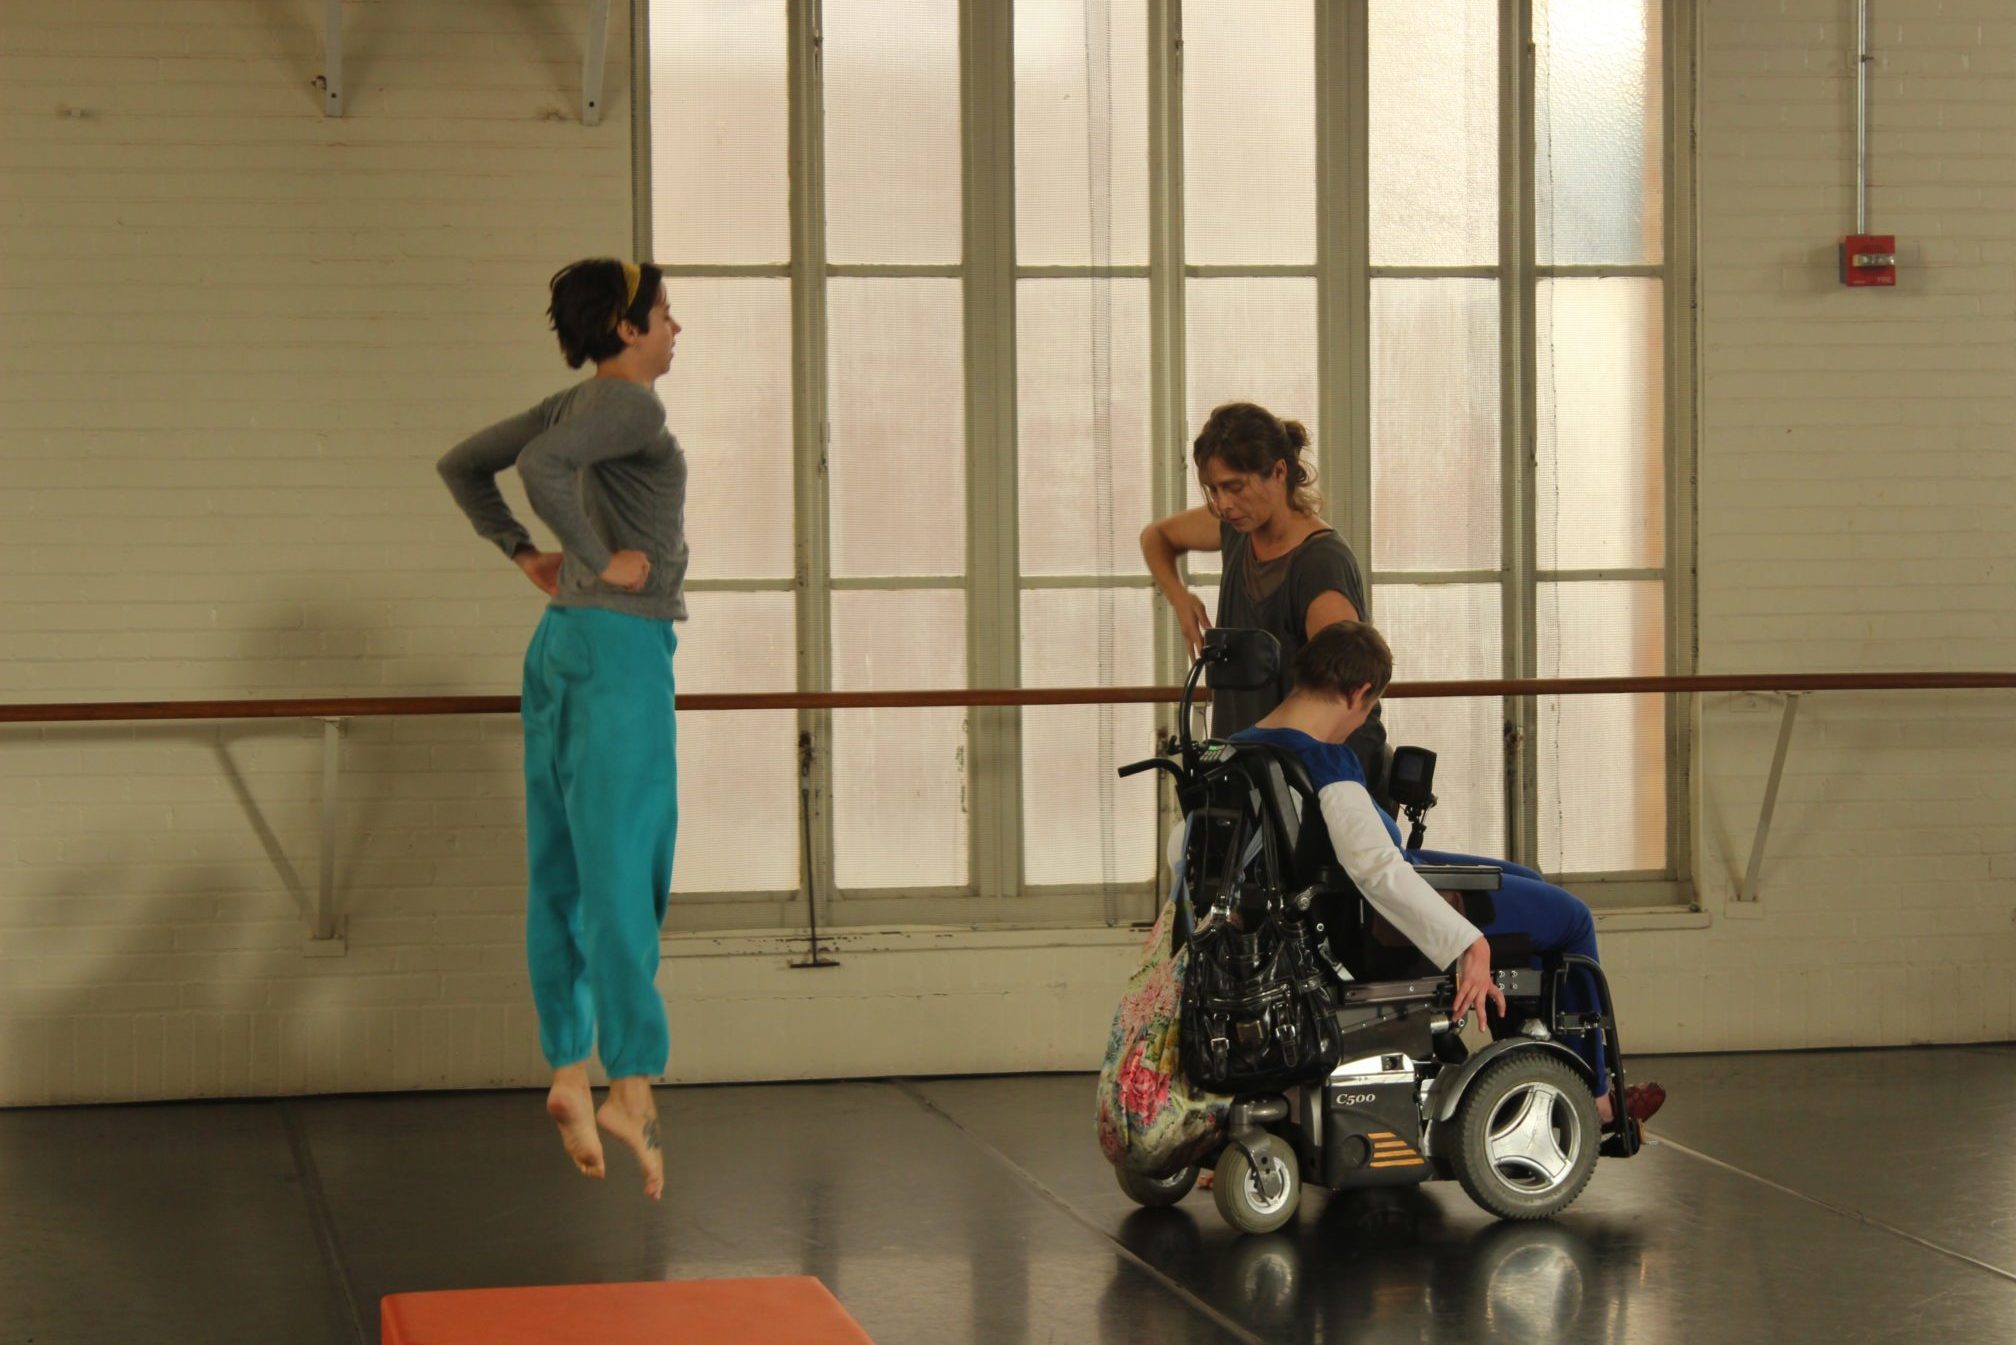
1317, 779, 1483, 971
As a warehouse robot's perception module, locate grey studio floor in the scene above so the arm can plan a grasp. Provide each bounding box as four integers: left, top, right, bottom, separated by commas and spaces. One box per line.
5, 1047, 2016, 1345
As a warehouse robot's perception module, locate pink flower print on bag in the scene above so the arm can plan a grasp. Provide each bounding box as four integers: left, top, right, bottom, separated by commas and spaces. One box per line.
1095, 895, 1233, 1175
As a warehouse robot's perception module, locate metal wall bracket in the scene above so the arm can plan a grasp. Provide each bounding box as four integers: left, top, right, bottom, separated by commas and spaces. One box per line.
322, 2, 608, 124
306, 717, 349, 954
322, 0, 344, 117
583, 0, 612, 126
1737, 693, 1803, 904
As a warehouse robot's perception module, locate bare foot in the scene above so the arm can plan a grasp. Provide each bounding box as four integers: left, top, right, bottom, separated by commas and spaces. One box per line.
597, 1080, 664, 1200
545, 1077, 605, 1181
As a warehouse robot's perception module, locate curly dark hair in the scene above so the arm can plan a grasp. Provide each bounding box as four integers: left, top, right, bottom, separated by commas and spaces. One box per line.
1191, 401, 1324, 515
547, 258, 663, 369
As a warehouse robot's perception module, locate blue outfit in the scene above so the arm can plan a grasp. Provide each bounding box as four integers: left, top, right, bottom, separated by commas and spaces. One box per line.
1235, 727, 1609, 1094
521, 608, 679, 1076
439, 379, 687, 1079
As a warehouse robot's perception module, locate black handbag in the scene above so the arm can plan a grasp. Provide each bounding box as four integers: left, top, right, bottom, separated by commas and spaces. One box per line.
1178, 787, 1343, 1094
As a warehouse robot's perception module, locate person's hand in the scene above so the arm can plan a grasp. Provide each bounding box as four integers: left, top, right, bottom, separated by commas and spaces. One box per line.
514, 548, 563, 597
1451, 936, 1506, 1030
599, 550, 651, 592
1174, 589, 1212, 660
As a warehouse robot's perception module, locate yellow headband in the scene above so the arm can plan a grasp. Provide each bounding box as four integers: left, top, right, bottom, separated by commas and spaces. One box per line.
610, 261, 643, 330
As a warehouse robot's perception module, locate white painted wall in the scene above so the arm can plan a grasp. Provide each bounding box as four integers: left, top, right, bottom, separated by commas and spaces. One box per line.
2, 0, 2013, 1105
1615, 0, 2016, 1050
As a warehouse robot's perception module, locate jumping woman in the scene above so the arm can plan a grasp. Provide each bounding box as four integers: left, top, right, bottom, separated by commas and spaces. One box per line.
437, 258, 687, 1199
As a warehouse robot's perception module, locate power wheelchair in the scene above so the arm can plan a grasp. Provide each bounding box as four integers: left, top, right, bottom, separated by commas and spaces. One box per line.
1114, 628, 1641, 1233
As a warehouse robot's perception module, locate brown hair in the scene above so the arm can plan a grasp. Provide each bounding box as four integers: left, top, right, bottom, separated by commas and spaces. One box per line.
1292, 620, 1393, 701
1191, 401, 1324, 515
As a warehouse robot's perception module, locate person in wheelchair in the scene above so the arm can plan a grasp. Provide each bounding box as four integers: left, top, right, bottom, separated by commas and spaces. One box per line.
1232, 619, 1664, 1132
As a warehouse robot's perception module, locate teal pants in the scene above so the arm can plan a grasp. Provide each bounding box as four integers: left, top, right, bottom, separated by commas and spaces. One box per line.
520, 606, 679, 1078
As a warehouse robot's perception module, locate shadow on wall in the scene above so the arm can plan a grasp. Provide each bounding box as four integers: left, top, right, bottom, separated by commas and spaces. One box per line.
5, 720, 307, 1104
1697, 689, 2016, 906
1, 585, 539, 1103
5, 712, 534, 1105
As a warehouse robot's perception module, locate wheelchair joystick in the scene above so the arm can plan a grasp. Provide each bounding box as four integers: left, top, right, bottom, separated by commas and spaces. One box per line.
1403, 798, 1434, 852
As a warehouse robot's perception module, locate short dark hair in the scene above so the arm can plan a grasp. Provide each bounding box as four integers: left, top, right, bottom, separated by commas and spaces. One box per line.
547, 259, 663, 369
1292, 620, 1393, 700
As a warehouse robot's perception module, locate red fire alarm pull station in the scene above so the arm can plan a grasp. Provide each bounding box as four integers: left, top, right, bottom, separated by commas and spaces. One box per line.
1841, 234, 1897, 287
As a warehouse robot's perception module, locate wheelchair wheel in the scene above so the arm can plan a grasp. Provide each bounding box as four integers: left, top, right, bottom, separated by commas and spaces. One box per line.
1446, 1053, 1599, 1221
1115, 1162, 1198, 1208
1213, 1134, 1300, 1235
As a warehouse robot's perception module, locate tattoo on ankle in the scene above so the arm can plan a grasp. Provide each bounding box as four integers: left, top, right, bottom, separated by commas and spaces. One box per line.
644, 1117, 662, 1152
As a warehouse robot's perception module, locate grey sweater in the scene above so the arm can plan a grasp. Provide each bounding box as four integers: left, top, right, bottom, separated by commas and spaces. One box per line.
438, 378, 689, 622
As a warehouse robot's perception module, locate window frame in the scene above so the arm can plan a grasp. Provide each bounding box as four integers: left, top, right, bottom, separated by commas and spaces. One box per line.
635, 0, 1700, 928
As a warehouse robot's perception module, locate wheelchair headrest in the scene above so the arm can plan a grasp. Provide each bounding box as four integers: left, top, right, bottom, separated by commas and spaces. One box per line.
1201, 628, 1281, 691
1387, 745, 1437, 809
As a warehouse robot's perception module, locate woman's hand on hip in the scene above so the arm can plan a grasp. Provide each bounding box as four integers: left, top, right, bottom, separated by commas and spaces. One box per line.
514, 547, 563, 597
600, 549, 652, 593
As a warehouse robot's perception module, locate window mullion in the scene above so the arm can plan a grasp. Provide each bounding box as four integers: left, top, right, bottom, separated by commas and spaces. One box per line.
1185, 264, 1318, 278
1149, 0, 1188, 636
1369, 265, 1501, 280
961, 0, 1021, 903
1147, 0, 1189, 909
1503, 0, 1540, 868
788, 0, 838, 921
659, 264, 794, 278
1319, 0, 1369, 570
1666, 0, 1700, 890
630, 1, 654, 256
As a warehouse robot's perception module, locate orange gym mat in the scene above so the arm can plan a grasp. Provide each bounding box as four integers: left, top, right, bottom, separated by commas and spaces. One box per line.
380, 1277, 877, 1345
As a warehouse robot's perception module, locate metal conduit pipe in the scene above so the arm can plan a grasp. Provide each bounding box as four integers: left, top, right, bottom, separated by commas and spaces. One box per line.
1857, 0, 1870, 234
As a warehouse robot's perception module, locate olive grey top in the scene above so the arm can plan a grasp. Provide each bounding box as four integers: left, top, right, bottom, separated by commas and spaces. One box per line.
438, 378, 689, 622
1210, 520, 1386, 777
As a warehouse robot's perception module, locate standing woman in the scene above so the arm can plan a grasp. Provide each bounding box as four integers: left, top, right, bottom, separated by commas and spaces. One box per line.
1140, 402, 1386, 782
437, 259, 687, 1199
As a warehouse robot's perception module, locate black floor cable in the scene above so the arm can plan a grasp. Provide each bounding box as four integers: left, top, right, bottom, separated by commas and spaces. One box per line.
280, 1099, 370, 1345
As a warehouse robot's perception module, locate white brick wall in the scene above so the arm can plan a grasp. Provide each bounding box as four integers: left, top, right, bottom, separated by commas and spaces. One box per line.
1612, 0, 2016, 1049
2, 0, 2015, 1107
0, 0, 635, 1104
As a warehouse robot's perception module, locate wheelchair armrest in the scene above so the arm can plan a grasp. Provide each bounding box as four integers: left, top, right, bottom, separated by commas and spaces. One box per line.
1336, 966, 1543, 1011
1410, 863, 1503, 892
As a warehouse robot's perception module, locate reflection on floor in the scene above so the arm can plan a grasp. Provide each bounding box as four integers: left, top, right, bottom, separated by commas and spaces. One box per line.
3, 1046, 2014, 1344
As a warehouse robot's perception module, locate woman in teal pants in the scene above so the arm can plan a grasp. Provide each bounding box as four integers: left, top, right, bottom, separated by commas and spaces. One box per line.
439, 259, 688, 1199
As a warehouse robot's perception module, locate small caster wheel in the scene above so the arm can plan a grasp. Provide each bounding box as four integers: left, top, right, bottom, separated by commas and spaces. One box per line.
1115, 1162, 1199, 1207
1213, 1134, 1300, 1235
